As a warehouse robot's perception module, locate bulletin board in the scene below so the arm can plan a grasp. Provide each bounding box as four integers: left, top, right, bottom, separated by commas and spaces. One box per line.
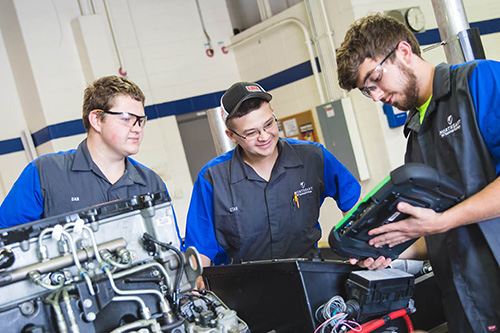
277, 110, 319, 143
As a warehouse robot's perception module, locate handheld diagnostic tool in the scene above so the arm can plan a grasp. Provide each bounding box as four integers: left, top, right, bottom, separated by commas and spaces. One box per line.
329, 163, 465, 259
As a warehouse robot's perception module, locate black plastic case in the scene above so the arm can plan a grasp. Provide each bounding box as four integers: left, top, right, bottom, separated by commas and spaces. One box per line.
329, 163, 465, 259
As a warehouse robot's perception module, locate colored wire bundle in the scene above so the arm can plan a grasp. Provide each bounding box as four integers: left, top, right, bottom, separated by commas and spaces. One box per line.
315, 295, 362, 333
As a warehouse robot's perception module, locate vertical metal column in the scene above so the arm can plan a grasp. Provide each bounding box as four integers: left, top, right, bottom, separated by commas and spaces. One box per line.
431, 0, 485, 64
304, 0, 344, 102
206, 107, 235, 155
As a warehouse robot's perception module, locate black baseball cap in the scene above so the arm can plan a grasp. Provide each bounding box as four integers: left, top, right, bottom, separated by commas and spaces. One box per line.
221, 82, 272, 121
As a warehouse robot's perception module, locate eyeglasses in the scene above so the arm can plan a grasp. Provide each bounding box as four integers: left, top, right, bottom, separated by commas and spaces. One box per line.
96, 110, 147, 128
359, 43, 400, 99
229, 116, 277, 140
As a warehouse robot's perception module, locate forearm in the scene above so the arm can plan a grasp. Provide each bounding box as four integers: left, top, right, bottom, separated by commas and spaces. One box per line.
200, 253, 212, 267
399, 237, 427, 260
441, 177, 500, 231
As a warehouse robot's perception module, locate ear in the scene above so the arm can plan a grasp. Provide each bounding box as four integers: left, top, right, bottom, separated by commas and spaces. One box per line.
225, 129, 238, 144
88, 110, 103, 133
397, 41, 413, 64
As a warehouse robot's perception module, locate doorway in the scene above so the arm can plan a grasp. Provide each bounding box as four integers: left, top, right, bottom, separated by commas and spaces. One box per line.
176, 111, 218, 183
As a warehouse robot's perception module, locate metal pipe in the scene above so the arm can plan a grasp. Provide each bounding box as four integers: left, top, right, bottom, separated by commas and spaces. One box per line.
256, 0, 272, 21
44, 290, 68, 333
304, 0, 330, 99
431, 0, 471, 64
29, 270, 65, 290
112, 296, 151, 319
100, 248, 132, 269
225, 18, 326, 104
77, 0, 94, 16
62, 288, 80, 333
20, 129, 37, 162
109, 319, 160, 333
103, 266, 172, 315
64, 220, 105, 267
206, 107, 235, 155
112, 260, 172, 294
57, 228, 95, 294
319, 0, 345, 99
194, 0, 212, 51
102, 0, 126, 72
58, 230, 82, 272
0, 238, 127, 285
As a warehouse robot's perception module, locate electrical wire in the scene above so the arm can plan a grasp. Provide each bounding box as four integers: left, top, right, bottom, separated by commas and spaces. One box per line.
403, 314, 414, 333
338, 320, 363, 332
345, 308, 414, 333
194, 0, 212, 51
315, 295, 361, 333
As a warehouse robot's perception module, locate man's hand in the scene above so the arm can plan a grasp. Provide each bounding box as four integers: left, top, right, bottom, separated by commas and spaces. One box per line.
349, 256, 392, 270
348, 236, 427, 270
367, 202, 450, 248
195, 276, 206, 290
192, 253, 212, 291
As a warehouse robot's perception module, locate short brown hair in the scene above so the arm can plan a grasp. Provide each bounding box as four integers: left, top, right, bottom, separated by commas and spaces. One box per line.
226, 98, 268, 126
336, 13, 422, 91
82, 75, 145, 132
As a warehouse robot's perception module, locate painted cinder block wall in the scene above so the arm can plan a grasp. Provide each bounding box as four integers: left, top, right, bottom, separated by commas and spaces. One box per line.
0, 0, 499, 241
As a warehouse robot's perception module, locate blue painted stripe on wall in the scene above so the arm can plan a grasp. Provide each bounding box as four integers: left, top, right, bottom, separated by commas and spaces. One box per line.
414, 18, 500, 46
1, 18, 499, 155
257, 59, 319, 90
415, 28, 441, 46
146, 91, 225, 119
0, 138, 24, 155
32, 119, 86, 147
471, 18, 500, 35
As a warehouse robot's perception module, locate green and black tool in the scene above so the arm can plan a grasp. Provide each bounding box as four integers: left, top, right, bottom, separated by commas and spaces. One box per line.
329, 163, 465, 259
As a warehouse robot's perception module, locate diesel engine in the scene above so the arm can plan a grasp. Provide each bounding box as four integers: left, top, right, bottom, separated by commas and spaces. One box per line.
0, 191, 247, 333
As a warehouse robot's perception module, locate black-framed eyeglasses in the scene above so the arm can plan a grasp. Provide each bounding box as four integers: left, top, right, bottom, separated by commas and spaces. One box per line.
359, 43, 400, 99
229, 116, 277, 140
96, 110, 147, 128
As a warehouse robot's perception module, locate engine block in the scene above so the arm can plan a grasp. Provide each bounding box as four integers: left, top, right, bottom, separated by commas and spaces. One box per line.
0, 192, 247, 333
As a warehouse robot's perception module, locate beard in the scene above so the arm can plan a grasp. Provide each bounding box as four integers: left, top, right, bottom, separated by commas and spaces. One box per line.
391, 61, 420, 111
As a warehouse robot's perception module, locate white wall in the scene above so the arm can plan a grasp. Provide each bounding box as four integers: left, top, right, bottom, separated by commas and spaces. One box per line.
0, 0, 240, 235
228, 0, 500, 244
0, 0, 499, 244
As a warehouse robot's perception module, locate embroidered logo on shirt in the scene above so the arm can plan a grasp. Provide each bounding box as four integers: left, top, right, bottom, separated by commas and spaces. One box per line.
439, 115, 461, 138
71, 197, 80, 202
294, 182, 313, 197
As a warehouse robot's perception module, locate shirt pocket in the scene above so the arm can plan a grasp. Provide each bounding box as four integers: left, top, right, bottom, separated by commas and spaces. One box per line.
215, 213, 243, 249
291, 191, 320, 232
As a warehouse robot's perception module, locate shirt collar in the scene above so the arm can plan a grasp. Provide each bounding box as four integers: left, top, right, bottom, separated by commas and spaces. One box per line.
72, 139, 146, 186
124, 158, 148, 186
72, 139, 94, 172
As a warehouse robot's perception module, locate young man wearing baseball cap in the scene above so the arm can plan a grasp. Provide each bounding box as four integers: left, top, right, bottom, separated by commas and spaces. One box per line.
184, 82, 361, 270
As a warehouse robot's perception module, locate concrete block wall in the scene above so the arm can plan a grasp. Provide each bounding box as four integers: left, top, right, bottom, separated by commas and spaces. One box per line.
0, 0, 499, 243
0, 0, 240, 234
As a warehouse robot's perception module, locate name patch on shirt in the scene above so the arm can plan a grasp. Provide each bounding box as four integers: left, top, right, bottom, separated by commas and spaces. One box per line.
71, 197, 80, 202
229, 206, 239, 213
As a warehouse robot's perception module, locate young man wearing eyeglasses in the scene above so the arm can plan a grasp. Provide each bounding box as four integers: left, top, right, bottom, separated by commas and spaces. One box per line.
336, 13, 500, 332
184, 81, 361, 271
0, 76, 179, 237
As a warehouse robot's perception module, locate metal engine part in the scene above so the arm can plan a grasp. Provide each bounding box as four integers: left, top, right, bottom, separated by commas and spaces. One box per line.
0, 191, 247, 333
